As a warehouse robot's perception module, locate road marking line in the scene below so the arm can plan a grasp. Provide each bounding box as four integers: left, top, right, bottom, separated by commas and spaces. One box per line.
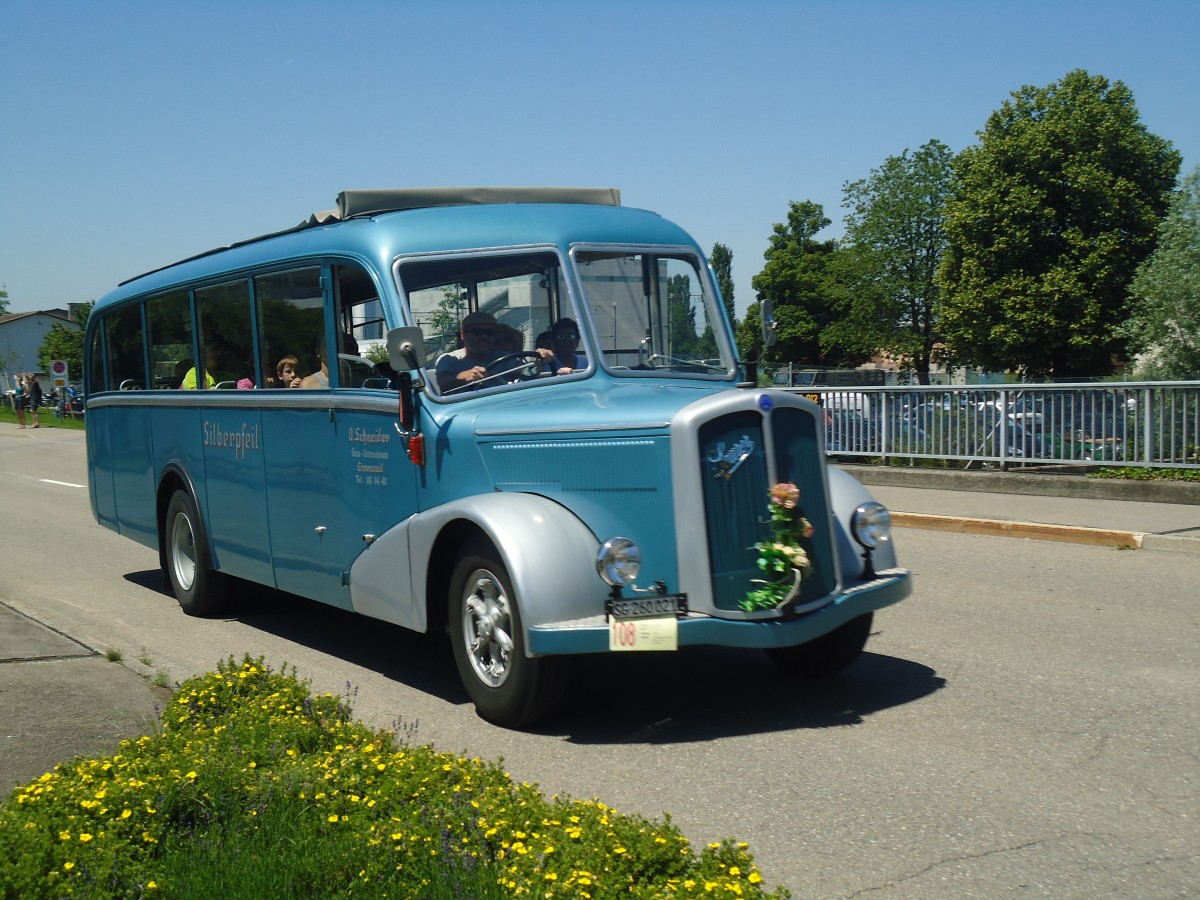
40, 479, 85, 488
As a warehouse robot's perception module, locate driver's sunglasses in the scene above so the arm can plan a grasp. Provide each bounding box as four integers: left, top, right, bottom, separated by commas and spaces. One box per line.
555, 332, 579, 341
468, 328, 496, 337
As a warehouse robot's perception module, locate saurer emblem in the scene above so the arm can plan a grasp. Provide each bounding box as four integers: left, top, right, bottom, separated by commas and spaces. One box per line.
707, 435, 755, 480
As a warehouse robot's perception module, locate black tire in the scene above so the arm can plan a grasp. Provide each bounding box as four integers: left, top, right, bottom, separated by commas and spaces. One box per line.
163, 489, 230, 617
766, 612, 873, 677
448, 542, 566, 727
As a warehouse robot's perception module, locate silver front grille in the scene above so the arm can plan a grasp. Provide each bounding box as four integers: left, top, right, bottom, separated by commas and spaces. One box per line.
699, 405, 836, 611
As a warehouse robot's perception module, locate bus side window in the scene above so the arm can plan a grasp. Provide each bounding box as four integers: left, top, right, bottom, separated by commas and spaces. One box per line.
104, 304, 147, 391
196, 280, 254, 389
333, 263, 385, 389
255, 267, 324, 388
146, 291, 192, 389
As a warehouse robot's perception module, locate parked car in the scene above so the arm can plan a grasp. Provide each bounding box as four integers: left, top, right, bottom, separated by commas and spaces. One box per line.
824, 409, 879, 457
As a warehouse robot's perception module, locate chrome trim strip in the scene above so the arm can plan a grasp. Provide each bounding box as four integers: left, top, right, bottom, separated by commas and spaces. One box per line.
86, 391, 399, 414
475, 422, 670, 436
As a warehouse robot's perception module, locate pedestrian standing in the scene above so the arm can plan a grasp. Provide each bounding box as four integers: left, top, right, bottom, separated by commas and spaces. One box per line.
14, 376, 26, 428
26, 374, 43, 428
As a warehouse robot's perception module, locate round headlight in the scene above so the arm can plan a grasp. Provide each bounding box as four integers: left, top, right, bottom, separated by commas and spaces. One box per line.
596, 537, 641, 586
851, 502, 892, 549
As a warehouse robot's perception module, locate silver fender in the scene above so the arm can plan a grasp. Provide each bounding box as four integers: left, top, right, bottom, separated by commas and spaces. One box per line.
349, 492, 606, 645
827, 465, 900, 572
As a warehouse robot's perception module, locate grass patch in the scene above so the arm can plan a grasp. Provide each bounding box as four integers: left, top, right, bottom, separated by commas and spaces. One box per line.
0, 405, 86, 430
1090, 466, 1200, 482
0, 656, 790, 898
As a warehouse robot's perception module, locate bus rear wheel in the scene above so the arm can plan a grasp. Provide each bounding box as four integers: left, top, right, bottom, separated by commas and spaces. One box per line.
163, 489, 229, 617
448, 543, 565, 727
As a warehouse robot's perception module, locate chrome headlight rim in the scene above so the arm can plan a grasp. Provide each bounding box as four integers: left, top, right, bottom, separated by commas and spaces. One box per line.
851, 501, 892, 550
596, 536, 642, 586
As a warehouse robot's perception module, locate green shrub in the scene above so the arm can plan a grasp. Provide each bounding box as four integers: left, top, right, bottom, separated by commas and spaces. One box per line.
1, 656, 789, 898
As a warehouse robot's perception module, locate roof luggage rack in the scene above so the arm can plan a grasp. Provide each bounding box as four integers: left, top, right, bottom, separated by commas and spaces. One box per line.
121, 187, 620, 286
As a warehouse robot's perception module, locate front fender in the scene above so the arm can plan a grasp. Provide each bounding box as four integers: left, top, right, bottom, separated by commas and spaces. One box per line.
827, 465, 899, 571
350, 492, 607, 642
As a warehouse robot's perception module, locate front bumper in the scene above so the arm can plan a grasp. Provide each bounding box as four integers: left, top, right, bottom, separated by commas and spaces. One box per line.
527, 568, 912, 655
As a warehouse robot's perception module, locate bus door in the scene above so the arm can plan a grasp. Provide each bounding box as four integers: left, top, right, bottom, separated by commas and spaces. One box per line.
263, 401, 418, 612
263, 406, 355, 608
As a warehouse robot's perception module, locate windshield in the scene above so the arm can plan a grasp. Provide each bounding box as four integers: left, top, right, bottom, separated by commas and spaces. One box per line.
397, 247, 735, 399
573, 249, 734, 376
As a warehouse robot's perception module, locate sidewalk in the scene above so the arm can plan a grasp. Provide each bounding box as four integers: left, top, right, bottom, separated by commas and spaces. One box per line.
3, 464, 1199, 796
0, 603, 168, 792
844, 465, 1200, 554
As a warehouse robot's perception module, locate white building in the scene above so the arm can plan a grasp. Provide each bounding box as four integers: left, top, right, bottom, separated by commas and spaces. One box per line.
0, 309, 80, 395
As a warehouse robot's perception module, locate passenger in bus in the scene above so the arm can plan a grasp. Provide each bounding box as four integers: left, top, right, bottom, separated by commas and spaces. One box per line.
493, 324, 522, 355
180, 356, 215, 389
183, 334, 242, 389
301, 333, 358, 389
546, 318, 585, 375
275, 354, 302, 389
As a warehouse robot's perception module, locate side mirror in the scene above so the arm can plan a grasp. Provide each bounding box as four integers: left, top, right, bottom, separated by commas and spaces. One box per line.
386, 327, 427, 372
760, 297, 777, 348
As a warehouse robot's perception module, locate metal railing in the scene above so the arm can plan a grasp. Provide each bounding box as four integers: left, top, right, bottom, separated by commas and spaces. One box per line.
773, 382, 1200, 470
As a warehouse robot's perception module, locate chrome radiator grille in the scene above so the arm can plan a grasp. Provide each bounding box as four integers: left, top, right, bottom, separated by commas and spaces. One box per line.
699, 406, 836, 611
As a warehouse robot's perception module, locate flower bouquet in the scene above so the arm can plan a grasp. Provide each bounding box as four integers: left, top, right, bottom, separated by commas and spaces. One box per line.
740, 482, 815, 612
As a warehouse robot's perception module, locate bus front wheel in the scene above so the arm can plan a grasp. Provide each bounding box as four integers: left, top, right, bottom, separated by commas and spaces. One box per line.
163, 489, 229, 617
448, 542, 565, 727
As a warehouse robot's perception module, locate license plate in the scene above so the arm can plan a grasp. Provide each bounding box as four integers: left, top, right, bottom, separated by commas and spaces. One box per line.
608, 614, 677, 651
605, 593, 687, 619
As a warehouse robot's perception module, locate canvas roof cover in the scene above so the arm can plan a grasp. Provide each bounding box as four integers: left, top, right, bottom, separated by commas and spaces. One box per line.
306, 186, 621, 224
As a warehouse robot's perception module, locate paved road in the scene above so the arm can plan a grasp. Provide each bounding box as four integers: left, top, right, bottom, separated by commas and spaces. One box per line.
2, 424, 1198, 897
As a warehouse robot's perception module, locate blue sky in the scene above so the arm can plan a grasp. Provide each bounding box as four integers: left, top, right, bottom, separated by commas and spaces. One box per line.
2, 0, 1197, 318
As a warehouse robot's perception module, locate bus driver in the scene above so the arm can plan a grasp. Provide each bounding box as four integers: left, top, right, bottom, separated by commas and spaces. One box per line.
434, 311, 503, 392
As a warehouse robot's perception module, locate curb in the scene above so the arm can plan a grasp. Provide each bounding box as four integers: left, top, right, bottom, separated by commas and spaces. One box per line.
841, 464, 1200, 506
890, 511, 1144, 550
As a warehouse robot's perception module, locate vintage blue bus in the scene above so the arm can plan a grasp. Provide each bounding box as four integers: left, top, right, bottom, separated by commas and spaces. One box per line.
84, 187, 911, 726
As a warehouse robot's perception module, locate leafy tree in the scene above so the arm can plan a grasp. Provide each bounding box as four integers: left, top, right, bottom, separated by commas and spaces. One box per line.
709, 243, 735, 326
937, 70, 1181, 378
750, 201, 845, 364
734, 300, 765, 366
37, 303, 92, 378
1120, 165, 1200, 378
0, 286, 9, 316
666, 272, 716, 360
829, 140, 954, 383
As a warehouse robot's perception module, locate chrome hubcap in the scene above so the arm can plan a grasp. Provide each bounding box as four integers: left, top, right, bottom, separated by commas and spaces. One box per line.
461, 569, 514, 688
170, 512, 197, 592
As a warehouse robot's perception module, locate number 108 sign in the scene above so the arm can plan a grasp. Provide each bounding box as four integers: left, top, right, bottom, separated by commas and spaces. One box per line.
608, 615, 678, 651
